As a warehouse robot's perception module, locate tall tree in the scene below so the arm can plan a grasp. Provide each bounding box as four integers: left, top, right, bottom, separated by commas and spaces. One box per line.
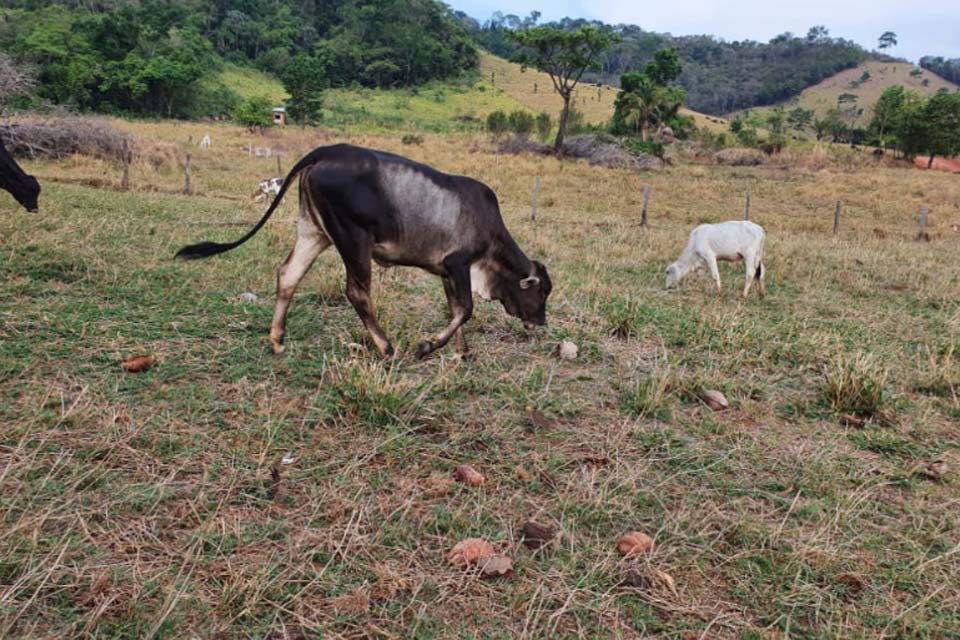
921, 89, 960, 167
281, 53, 327, 126
878, 31, 898, 50
611, 49, 686, 140
869, 85, 906, 149
508, 25, 616, 152
787, 107, 813, 134
643, 47, 681, 85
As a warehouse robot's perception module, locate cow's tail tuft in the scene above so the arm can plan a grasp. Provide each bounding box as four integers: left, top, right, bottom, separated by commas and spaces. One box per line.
175, 148, 327, 260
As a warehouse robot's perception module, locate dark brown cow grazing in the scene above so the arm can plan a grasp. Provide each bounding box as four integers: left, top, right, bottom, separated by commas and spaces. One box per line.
0, 136, 40, 212
176, 144, 552, 358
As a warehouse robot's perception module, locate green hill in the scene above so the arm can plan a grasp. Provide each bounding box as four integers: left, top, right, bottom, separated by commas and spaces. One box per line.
731, 60, 960, 125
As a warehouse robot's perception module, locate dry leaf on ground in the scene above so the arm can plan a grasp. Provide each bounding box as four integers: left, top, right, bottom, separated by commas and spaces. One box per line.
120, 354, 155, 373
617, 531, 655, 556
447, 538, 494, 567
453, 464, 486, 486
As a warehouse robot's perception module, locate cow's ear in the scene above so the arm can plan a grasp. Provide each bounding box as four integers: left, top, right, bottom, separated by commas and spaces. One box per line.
520, 276, 540, 290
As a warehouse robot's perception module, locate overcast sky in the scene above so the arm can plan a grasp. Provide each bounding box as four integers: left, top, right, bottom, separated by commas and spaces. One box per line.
451, 0, 960, 62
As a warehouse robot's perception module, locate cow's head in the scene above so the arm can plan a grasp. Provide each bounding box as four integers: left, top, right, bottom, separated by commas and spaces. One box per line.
664, 262, 681, 288
497, 260, 552, 329
0, 143, 40, 212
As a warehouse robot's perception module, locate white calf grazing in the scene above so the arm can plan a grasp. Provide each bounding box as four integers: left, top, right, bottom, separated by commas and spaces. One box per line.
665, 220, 766, 298
198, 133, 211, 149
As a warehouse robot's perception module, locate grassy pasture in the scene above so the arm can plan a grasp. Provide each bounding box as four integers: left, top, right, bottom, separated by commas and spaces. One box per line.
2, 120, 960, 638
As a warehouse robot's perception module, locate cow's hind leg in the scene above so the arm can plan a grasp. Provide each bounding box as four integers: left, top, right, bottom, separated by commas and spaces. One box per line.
270, 224, 330, 354
417, 256, 473, 359
741, 251, 758, 299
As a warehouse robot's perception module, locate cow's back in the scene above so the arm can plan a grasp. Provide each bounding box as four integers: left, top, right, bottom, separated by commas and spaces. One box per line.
304, 145, 504, 268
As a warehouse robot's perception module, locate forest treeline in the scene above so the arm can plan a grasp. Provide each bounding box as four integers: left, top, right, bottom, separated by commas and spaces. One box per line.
0, 0, 476, 117
920, 57, 960, 85
1, 1, 955, 120
466, 16, 872, 114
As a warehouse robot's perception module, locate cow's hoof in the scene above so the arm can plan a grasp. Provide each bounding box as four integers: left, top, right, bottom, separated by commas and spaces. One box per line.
270, 339, 285, 355
416, 340, 434, 359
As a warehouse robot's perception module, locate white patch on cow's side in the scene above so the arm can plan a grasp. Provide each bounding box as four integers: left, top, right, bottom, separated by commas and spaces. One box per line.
380, 165, 461, 236
470, 263, 494, 300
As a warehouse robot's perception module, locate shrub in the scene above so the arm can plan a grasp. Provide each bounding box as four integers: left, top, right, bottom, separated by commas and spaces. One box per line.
507, 110, 535, 135
821, 353, 888, 419
624, 138, 665, 159
714, 148, 765, 166
233, 95, 273, 132
486, 110, 509, 134
0, 117, 124, 161
536, 112, 552, 140
401, 134, 424, 145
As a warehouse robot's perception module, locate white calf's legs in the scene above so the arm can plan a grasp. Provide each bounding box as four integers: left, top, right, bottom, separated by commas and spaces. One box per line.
702, 252, 722, 294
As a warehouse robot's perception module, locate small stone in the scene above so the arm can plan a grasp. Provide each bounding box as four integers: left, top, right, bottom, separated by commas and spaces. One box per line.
558, 340, 578, 360
699, 389, 729, 411
240, 292, 259, 303
520, 521, 555, 549
924, 459, 950, 481
526, 409, 551, 432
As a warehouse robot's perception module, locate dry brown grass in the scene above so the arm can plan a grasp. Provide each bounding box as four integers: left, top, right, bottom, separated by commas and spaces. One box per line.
2, 120, 959, 638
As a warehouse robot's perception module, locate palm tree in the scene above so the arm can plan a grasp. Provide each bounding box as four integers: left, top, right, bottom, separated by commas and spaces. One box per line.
620, 79, 685, 141
620, 76, 659, 141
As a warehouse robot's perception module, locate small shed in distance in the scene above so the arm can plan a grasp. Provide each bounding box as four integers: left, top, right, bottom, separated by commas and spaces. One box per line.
272, 107, 286, 126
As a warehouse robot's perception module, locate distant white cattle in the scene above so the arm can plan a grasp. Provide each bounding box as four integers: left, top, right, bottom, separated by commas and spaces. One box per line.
665, 220, 766, 298
198, 133, 211, 149
252, 177, 284, 204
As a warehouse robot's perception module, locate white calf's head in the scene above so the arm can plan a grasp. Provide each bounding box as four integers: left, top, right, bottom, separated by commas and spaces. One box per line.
665, 262, 681, 288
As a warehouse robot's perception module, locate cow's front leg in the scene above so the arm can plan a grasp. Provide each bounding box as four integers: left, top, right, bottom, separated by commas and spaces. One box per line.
444, 277, 470, 355
345, 270, 394, 358
417, 264, 473, 359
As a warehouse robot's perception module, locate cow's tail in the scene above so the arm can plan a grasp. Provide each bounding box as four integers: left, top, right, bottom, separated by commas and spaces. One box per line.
174, 148, 326, 259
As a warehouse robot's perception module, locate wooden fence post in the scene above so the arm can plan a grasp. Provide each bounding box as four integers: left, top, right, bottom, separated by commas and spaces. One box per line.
121, 138, 130, 190
530, 176, 540, 221
744, 192, 750, 220
184, 153, 192, 195
276, 155, 282, 177
833, 199, 841, 235
917, 204, 929, 241
641, 184, 650, 227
